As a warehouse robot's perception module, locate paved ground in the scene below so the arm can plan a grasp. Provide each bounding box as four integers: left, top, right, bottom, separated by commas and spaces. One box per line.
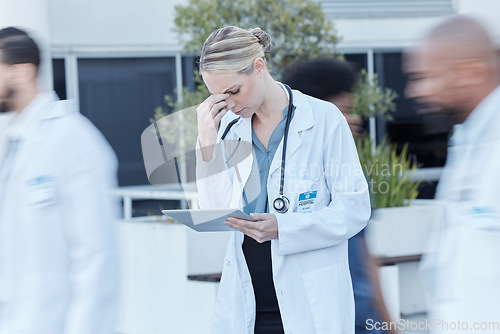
401, 313, 430, 334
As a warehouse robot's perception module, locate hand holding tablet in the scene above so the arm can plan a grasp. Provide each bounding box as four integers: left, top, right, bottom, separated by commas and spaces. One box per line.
162, 208, 256, 232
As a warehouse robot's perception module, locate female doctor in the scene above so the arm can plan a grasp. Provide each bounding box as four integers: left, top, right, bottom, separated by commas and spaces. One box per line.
196, 26, 371, 334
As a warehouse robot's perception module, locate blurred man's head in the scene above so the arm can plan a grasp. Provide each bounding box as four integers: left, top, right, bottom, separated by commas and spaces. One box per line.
0, 27, 40, 113
404, 15, 499, 124
0, 27, 28, 40
282, 57, 362, 135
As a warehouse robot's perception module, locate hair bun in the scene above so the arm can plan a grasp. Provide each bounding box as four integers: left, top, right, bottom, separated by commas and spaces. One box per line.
250, 27, 272, 52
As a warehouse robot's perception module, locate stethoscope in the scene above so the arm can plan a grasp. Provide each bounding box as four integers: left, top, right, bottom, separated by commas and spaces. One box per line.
220, 84, 294, 213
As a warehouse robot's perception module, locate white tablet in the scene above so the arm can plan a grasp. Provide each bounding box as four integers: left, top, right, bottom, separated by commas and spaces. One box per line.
162, 208, 256, 232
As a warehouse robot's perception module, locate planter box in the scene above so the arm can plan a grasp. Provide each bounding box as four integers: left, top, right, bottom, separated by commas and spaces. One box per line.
115, 217, 230, 334
365, 200, 443, 258
365, 200, 446, 316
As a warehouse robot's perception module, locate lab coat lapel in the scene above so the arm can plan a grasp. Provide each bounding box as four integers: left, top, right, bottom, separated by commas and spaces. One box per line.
437, 87, 500, 201
12, 124, 43, 176
8, 94, 71, 177
227, 117, 256, 327
0, 112, 14, 166
229, 116, 254, 207
269, 91, 314, 177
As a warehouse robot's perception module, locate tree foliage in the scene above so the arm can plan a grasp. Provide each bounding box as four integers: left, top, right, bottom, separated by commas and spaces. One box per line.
152, 74, 206, 154
174, 0, 340, 78
352, 69, 398, 121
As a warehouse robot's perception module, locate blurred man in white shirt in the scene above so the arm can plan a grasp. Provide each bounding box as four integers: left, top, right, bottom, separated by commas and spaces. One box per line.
0, 27, 119, 334
405, 15, 500, 334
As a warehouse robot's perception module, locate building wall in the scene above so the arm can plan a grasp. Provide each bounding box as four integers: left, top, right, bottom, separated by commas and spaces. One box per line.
48, 0, 184, 51
45, 0, 500, 53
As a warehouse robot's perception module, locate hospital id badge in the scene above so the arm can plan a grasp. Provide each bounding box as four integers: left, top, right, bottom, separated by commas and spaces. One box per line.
297, 190, 317, 213
27, 175, 56, 209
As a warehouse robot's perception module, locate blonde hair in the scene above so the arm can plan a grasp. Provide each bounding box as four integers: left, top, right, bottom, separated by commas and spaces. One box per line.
199, 26, 272, 74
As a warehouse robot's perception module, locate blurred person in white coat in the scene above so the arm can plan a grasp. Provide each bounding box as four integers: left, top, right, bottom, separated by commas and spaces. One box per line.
405, 15, 500, 333
0, 28, 23, 177
0, 28, 119, 334
196, 26, 371, 334
0, 112, 13, 158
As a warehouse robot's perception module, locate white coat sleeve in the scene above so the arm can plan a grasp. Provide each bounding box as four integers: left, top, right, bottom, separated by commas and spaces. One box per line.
276, 113, 371, 256
195, 138, 233, 209
195, 114, 239, 209
60, 118, 120, 334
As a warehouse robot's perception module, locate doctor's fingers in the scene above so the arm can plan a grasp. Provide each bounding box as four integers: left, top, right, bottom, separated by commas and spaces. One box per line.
250, 212, 274, 220
225, 218, 270, 242
196, 94, 228, 116
213, 109, 228, 125
206, 93, 229, 106
210, 98, 235, 116
208, 100, 229, 117
197, 102, 227, 134
225, 217, 251, 228
197, 101, 226, 123
225, 217, 258, 233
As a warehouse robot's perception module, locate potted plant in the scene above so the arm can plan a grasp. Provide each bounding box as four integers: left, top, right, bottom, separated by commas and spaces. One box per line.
352, 71, 440, 258
356, 136, 442, 258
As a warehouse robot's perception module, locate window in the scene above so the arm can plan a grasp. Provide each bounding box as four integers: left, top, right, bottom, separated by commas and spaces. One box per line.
182, 56, 198, 92
344, 53, 367, 71
52, 58, 67, 100
78, 57, 177, 186
374, 52, 451, 169
374, 52, 452, 199
317, 0, 455, 19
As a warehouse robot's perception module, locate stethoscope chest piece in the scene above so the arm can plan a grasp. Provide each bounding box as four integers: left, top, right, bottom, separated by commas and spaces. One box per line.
273, 196, 290, 213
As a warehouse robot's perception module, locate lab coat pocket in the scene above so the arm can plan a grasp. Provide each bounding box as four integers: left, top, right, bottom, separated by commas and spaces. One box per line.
302, 263, 352, 334
457, 224, 500, 278
25, 174, 57, 210
450, 224, 500, 324
289, 173, 327, 213
452, 205, 500, 278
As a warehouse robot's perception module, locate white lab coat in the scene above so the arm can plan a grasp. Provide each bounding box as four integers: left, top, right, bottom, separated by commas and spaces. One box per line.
0, 112, 14, 161
0, 92, 120, 334
196, 89, 371, 334
419, 87, 500, 333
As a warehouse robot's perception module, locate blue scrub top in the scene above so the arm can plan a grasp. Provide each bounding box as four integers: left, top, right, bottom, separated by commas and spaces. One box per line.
243, 105, 294, 215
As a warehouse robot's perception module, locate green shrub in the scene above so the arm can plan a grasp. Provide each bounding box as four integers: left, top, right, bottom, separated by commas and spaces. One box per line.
357, 136, 420, 208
